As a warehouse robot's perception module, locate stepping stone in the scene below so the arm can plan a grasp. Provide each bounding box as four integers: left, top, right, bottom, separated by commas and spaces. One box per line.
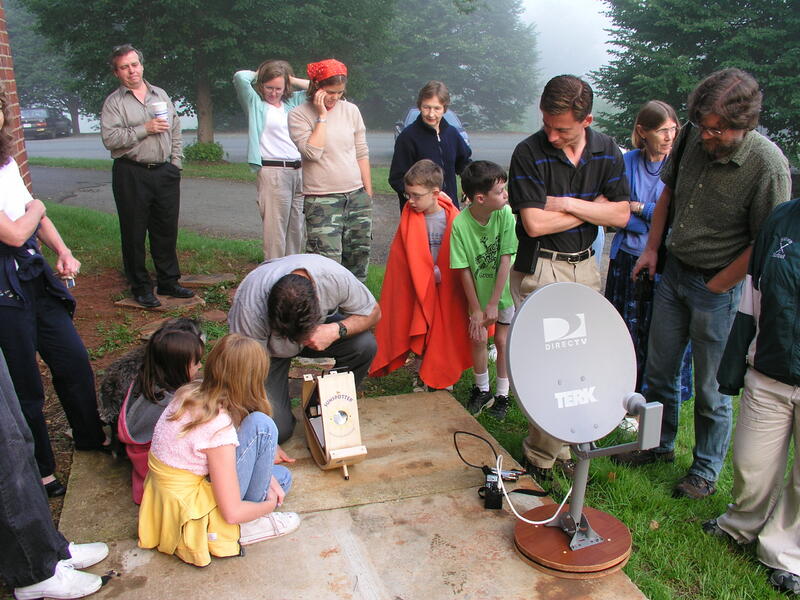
200, 309, 228, 323
114, 294, 206, 312
179, 273, 236, 288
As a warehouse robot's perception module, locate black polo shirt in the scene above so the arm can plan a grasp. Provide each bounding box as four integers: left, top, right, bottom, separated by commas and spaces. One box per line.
508, 127, 629, 262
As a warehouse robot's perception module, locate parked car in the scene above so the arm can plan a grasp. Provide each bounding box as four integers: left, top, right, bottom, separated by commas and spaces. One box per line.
394, 108, 470, 147
21, 108, 72, 139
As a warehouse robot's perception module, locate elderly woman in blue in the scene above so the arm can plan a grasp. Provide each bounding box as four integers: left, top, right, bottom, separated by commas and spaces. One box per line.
0, 87, 106, 497
605, 100, 692, 400
234, 61, 309, 260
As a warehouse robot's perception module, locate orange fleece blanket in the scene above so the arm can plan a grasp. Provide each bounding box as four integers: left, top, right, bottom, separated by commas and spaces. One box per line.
369, 192, 473, 389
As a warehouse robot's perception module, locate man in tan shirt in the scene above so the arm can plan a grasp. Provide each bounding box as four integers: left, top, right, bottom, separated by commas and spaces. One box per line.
101, 44, 193, 308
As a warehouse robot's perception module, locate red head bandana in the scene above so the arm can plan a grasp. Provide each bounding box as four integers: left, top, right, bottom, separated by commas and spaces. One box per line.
307, 59, 348, 82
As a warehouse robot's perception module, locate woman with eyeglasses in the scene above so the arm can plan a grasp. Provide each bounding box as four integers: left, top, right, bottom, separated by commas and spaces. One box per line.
288, 59, 372, 282
605, 100, 692, 400
0, 85, 108, 499
389, 81, 472, 211
233, 61, 308, 260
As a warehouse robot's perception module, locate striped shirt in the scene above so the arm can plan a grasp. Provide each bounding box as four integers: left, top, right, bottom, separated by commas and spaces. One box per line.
508, 127, 629, 256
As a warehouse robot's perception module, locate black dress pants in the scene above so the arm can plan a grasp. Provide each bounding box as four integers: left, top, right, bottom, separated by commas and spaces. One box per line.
111, 159, 182, 295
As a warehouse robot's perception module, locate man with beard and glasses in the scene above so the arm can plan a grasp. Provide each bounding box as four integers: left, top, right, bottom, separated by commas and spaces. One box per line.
614, 69, 791, 500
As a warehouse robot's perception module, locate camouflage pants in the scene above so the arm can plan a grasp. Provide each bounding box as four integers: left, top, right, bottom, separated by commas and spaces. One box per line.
304, 188, 372, 281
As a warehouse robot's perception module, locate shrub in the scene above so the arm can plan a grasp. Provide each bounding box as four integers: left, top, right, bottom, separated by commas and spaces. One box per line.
184, 141, 224, 162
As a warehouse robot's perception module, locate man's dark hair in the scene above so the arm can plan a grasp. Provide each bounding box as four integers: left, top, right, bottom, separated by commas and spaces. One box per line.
109, 44, 144, 71
461, 160, 507, 201
267, 274, 321, 343
540, 75, 593, 122
687, 68, 761, 131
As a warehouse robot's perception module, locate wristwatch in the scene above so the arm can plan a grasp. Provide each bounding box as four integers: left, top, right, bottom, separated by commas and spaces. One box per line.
337, 322, 348, 339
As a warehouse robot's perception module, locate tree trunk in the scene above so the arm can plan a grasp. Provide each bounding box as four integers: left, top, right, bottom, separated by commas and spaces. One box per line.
67, 96, 81, 134
195, 76, 214, 144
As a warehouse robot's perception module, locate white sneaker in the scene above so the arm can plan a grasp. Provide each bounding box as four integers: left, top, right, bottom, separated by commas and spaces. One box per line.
62, 542, 109, 570
239, 512, 301, 545
14, 562, 102, 600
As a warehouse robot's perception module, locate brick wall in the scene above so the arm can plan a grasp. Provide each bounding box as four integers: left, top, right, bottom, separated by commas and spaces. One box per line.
0, 0, 30, 190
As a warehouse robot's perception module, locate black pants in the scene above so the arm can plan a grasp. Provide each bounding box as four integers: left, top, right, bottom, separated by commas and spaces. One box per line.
112, 159, 182, 295
0, 349, 70, 588
266, 324, 377, 444
0, 276, 105, 477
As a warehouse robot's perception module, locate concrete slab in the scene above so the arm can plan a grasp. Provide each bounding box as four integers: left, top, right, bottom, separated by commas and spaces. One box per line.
179, 273, 237, 288
59, 392, 645, 599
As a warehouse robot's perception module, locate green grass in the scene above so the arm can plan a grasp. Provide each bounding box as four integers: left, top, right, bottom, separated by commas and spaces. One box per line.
39, 193, 783, 599
29, 157, 396, 195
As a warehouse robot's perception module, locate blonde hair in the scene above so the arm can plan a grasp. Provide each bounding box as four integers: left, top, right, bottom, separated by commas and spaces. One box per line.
169, 333, 271, 432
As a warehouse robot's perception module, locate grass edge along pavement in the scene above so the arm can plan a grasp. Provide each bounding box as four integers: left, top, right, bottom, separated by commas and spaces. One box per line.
34, 200, 785, 600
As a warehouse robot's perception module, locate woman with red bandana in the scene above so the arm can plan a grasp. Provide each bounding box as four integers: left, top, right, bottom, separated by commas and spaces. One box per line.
288, 59, 372, 282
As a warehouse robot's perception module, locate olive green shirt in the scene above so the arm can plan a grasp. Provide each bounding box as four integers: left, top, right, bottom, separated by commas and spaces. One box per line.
662, 127, 789, 270
100, 81, 182, 168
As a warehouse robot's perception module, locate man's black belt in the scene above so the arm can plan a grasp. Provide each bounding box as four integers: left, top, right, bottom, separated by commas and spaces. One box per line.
538, 247, 595, 264
674, 257, 720, 279
118, 157, 167, 169
261, 159, 301, 169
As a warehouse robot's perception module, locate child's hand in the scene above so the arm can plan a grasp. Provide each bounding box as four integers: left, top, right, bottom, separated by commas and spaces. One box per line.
483, 303, 499, 327
469, 311, 487, 343
274, 445, 295, 464
268, 476, 285, 508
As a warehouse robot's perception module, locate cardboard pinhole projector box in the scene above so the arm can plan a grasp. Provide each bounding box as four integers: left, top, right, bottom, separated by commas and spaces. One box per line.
301, 370, 367, 480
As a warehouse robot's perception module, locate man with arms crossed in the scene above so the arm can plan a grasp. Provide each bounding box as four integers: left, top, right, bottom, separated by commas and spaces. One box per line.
615, 69, 790, 500
101, 44, 193, 308
508, 75, 630, 481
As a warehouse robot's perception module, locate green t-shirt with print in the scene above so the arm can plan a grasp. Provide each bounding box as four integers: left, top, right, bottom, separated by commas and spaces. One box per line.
450, 205, 517, 310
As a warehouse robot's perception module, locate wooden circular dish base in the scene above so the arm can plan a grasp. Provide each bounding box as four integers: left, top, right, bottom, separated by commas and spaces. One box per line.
514, 504, 632, 579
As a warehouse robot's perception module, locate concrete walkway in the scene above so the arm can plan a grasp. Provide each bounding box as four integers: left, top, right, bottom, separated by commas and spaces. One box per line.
59, 391, 644, 600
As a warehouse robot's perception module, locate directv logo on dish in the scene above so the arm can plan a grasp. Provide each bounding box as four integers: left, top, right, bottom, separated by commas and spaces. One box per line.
555, 386, 598, 409
543, 313, 587, 351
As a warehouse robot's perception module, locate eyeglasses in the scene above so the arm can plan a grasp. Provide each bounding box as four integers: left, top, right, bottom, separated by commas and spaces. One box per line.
654, 126, 677, 136
403, 190, 433, 201
263, 86, 284, 94
420, 104, 444, 113
691, 121, 727, 137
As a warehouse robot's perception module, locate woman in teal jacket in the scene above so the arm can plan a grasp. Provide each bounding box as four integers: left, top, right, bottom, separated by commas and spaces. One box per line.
234, 61, 308, 259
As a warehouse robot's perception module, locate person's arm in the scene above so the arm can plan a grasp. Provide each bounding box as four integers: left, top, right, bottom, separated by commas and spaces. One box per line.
457, 268, 487, 342
705, 246, 752, 293
205, 444, 279, 524
483, 254, 511, 327
544, 193, 630, 228
289, 76, 309, 90
100, 94, 168, 152
518, 206, 584, 238
388, 133, 414, 200
358, 157, 372, 196
305, 90, 329, 150
632, 186, 672, 280
168, 98, 182, 169
304, 303, 381, 352
36, 216, 80, 277
0, 199, 46, 247
232, 69, 258, 111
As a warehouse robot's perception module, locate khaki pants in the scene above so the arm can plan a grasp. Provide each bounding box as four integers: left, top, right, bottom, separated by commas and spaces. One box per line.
717, 368, 800, 575
256, 166, 305, 260
510, 253, 601, 468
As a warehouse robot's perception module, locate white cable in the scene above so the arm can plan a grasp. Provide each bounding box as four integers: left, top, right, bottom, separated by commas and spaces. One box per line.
496, 454, 572, 525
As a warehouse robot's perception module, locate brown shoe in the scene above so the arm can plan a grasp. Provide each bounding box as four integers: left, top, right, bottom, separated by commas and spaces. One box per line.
554, 458, 576, 479
610, 449, 675, 467
673, 474, 716, 499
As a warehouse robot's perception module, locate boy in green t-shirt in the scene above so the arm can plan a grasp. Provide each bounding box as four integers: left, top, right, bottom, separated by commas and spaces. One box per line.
450, 161, 518, 419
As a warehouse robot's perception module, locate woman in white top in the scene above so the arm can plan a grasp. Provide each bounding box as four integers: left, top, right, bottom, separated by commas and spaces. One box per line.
0, 86, 107, 497
234, 61, 308, 259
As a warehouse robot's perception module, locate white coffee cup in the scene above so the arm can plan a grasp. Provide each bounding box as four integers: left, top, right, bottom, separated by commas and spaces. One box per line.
150, 101, 168, 121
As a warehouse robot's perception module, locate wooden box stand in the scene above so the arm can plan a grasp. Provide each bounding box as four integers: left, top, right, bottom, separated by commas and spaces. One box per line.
301, 371, 367, 480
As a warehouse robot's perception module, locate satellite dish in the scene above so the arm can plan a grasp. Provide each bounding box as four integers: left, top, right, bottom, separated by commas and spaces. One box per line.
506, 282, 661, 578
507, 282, 635, 444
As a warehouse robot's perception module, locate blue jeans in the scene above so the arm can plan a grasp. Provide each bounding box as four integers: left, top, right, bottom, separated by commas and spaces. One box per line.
235, 412, 292, 503
644, 256, 741, 481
